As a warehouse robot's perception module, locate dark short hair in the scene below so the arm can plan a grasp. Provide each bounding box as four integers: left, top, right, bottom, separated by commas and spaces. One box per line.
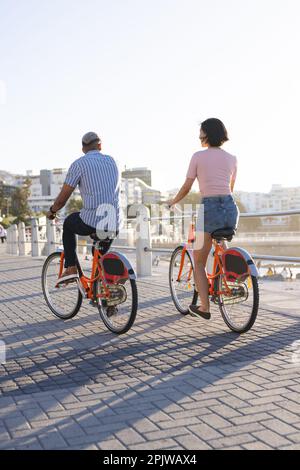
201, 118, 229, 147
82, 141, 100, 152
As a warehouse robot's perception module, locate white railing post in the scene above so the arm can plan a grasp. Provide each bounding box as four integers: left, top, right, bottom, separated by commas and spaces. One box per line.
11, 224, 18, 256
6, 227, 11, 254
46, 218, 56, 256
135, 205, 152, 277
31, 218, 40, 257
18, 222, 26, 256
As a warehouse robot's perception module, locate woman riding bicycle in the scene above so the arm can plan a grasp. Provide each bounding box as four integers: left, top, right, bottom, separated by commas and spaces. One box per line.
167, 118, 239, 320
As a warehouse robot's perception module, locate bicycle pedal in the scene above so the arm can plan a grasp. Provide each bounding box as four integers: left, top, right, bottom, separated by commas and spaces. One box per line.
210, 295, 219, 305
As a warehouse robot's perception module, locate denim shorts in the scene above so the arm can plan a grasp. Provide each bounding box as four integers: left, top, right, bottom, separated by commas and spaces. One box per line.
196, 194, 239, 234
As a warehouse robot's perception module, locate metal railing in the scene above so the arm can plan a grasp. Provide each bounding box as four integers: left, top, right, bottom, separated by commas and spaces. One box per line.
5, 207, 300, 276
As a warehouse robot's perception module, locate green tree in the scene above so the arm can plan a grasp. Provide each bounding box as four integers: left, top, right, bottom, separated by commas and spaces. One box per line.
11, 178, 32, 221
180, 191, 200, 208
66, 197, 83, 215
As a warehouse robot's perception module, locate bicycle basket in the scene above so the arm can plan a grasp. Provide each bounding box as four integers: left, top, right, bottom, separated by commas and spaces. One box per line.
102, 253, 129, 284
222, 249, 250, 282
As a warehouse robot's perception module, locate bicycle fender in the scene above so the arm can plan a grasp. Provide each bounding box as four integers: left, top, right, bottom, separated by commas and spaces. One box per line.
108, 251, 137, 280
228, 247, 259, 278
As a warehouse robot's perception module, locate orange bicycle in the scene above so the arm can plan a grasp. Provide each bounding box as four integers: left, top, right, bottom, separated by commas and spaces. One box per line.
42, 234, 138, 335
169, 218, 259, 333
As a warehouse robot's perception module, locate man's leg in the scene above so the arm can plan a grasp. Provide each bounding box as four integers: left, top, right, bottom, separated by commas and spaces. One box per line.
62, 212, 95, 269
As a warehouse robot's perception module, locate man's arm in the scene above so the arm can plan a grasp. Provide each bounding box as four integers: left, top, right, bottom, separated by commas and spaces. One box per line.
46, 184, 75, 219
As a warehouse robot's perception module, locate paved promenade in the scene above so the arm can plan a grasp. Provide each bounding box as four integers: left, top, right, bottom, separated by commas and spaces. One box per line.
1, 247, 300, 450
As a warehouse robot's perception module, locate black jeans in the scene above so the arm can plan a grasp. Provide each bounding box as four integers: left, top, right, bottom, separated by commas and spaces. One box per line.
63, 212, 114, 268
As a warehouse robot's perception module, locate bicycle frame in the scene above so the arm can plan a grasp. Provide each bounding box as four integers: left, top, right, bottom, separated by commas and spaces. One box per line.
57, 246, 137, 301
177, 240, 233, 297
176, 216, 252, 298
58, 248, 111, 301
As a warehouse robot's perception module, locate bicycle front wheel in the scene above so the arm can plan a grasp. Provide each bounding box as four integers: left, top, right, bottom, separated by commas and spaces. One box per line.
218, 274, 259, 333
42, 252, 82, 320
93, 277, 138, 335
169, 246, 198, 315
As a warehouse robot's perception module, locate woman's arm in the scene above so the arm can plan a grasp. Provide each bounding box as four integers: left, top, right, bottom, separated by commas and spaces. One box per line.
168, 178, 194, 207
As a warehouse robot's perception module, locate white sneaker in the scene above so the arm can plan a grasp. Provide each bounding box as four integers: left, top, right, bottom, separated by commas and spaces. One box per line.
55, 273, 79, 288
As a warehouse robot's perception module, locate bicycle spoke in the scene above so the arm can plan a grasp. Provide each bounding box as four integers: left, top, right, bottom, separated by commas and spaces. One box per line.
169, 247, 197, 314
218, 275, 259, 333
42, 253, 82, 319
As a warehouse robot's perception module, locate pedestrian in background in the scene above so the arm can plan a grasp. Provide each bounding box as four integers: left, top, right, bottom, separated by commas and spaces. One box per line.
0, 225, 7, 243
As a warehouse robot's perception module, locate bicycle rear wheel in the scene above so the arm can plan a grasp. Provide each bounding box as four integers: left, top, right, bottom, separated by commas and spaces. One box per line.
42, 252, 82, 320
169, 246, 198, 315
93, 277, 138, 335
218, 274, 259, 333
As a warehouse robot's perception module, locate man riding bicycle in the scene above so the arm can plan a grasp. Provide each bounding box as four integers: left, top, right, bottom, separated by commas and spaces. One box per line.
46, 131, 120, 286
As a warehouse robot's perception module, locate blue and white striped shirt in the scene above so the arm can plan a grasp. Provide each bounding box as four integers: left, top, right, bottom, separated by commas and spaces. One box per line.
64, 150, 120, 230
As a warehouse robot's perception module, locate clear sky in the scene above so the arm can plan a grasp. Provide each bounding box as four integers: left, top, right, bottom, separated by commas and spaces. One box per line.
0, 0, 299, 193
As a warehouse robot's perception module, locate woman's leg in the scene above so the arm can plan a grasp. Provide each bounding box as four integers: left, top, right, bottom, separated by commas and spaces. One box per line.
193, 232, 212, 312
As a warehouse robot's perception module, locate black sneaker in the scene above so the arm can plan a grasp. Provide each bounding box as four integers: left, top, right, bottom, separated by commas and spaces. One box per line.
188, 305, 211, 320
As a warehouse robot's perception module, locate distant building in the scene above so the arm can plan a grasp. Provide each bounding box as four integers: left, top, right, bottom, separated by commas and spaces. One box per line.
0, 181, 17, 199
235, 185, 300, 213
120, 179, 143, 208
122, 167, 152, 187
235, 184, 300, 228
27, 168, 70, 213
120, 177, 165, 218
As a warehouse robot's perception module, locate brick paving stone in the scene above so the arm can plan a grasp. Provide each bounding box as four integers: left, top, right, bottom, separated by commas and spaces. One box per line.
269, 409, 300, 425
200, 414, 232, 430
115, 428, 145, 446
188, 423, 223, 441
221, 422, 265, 437
175, 434, 212, 450
159, 417, 200, 430
262, 418, 298, 436
208, 404, 242, 419
144, 428, 191, 441
252, 430, 292, 448
38, 430, 68, 449
129, 439, 177, 450
242, 442, 273, 450
98, 439, 127, 450
209, 433, 256, 449
1, 253, 300, 449
209, 411, 272, 427
133, 418, 160, 434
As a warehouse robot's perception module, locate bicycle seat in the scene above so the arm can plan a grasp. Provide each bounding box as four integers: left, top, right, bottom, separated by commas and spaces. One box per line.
90, 232, 116, 242
211, 227, 236, 241
90, 233, 101, 241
